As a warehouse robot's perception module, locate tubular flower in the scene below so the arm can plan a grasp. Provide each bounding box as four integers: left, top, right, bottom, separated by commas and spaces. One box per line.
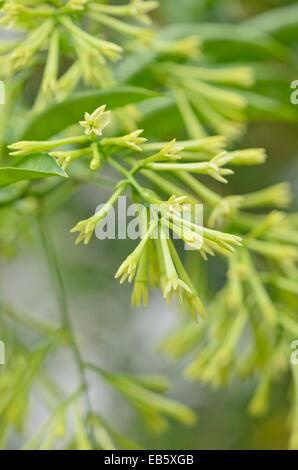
79, 105, 112, 137
8, 104, 295, 341
0, 0, 157, 102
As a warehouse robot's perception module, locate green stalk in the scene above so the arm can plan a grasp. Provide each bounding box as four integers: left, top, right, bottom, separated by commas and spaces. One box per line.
108, 156, 145, 196
37, 213, 95, 445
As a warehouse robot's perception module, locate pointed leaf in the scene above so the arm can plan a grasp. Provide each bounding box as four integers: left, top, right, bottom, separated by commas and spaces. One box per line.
0, 154, 68, 187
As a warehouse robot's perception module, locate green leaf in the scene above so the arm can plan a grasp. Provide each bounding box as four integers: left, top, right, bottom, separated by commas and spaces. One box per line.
117, 23, 290, 85
243, 91, 298, 123
139, 97, 183, 138
244, 4, 298, 43
0, 154, 68, 187
163, 23, 290, 61
21, 86, 157, 141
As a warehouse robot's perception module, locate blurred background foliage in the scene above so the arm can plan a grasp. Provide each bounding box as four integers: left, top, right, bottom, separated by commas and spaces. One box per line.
0, 0, 298, 450
160, 0, 298, 24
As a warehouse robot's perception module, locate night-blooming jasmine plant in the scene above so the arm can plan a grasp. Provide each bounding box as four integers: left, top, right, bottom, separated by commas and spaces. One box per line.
1, 0, 298, 452
9, 105, 252, 316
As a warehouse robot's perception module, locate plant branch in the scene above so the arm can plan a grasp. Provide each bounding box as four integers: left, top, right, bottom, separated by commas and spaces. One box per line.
37, 211, 95, 444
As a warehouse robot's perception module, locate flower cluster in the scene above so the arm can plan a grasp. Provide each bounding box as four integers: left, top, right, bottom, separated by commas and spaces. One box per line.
155, 62, 254, 141
160, 151, 298, 440
88, 365, 197, 433
0, 317, 196, 449
0, 0, 158, 104
9, 105, 272, 320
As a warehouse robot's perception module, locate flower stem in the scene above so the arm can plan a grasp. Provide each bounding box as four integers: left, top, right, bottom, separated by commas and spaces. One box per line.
37, 212, 95, 445
108, 156, 144, 195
